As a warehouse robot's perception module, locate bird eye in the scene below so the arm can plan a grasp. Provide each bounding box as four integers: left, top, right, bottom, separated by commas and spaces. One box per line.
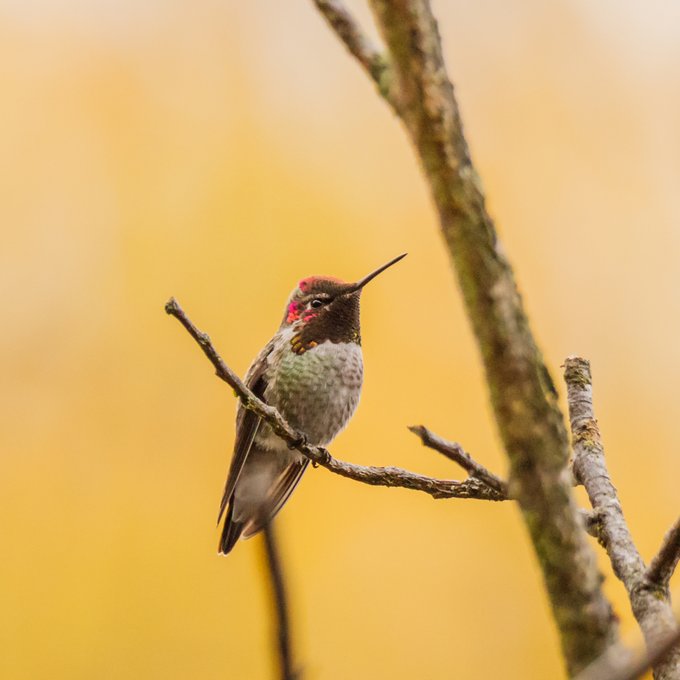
310, 299, 325, 308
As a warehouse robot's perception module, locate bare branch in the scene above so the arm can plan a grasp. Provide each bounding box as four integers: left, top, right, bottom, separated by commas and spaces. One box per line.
312, 0, 392, 100
575, 623, 680, 680
262, 523, 300, 680
647, 518, 680, 594
165, 297, 506, 502
581, 509, 603, 541
564, 356, 680, 678
310, 0, 618, 671
408, 425, 508, 495
323, 457, 503, 500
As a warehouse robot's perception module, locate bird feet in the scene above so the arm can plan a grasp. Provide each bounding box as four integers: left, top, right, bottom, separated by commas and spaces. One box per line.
288, 433, 308, 450
313, 448, 331, 468
288, 434, 330, 467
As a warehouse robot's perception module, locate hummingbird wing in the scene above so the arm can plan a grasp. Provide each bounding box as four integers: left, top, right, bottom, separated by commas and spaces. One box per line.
216, 341, 274, 526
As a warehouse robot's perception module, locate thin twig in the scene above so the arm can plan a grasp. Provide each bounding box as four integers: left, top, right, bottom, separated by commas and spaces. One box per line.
564, 356, 680, 679
647, 518, 680, 594
575, 624, 680, 680
312, 0, 392, 100
165, 297, 506, 502
262, 523, 299, 680
408, 425, 508, 495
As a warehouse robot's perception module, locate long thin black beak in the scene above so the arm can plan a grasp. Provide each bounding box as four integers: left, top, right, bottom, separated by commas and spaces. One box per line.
344, 253, 407, 294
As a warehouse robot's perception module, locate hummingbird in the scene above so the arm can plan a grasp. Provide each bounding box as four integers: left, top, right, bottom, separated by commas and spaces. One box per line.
217, 253, 407, 554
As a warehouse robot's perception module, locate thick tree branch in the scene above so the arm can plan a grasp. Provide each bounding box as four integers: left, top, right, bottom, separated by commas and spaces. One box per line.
314, 0, 617, 672
564, 356, 680, 679
408, 425, 508, 495
647, 518, 680, 594
165, 297, 506, 502
262, 523, 299, 680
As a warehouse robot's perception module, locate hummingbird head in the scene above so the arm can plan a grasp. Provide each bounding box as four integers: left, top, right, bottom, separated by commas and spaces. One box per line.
281, 253, 406, 354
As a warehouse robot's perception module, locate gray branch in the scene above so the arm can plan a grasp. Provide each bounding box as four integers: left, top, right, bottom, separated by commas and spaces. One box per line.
165, 297, 506, 502
564, 356, 680, 679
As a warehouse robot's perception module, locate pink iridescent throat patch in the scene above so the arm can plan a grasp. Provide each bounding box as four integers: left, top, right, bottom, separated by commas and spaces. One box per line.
286, 302, 301, 324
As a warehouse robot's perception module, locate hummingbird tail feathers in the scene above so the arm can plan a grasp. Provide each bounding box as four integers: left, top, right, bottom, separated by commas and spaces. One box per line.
218, 455, 309, 553
242, 459, 309, 539
218, 504, 244, 555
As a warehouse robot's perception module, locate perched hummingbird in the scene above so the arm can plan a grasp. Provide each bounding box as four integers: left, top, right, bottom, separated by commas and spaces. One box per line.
217, 253, 407, 554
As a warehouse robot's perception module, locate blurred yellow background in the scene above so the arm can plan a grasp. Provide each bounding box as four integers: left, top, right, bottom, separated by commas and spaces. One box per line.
2, 1, 679, 678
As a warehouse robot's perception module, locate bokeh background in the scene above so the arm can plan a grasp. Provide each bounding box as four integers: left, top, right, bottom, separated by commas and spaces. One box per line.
2, 1, 680, 678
